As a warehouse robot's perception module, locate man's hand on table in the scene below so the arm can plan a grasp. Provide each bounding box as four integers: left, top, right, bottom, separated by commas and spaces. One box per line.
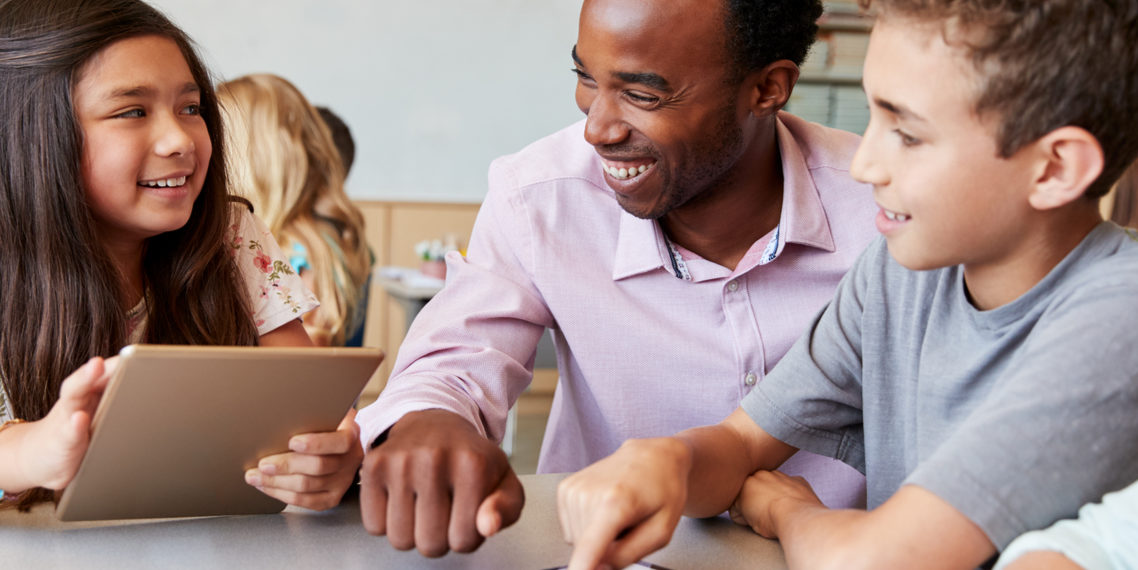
556, 437, 692, 570
359, 409, 525, 557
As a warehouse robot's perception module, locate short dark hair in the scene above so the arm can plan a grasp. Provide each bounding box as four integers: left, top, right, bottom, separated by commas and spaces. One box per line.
860, 0, 1138, 199
722, 0, 825, 75
316, 106, 356, 175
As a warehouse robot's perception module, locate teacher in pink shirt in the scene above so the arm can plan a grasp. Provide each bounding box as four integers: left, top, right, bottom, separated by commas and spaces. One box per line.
356, 0, 877, 558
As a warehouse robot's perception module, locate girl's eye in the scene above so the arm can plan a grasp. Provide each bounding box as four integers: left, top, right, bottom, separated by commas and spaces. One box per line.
181, 103, 202, 116
115, 109, 145, 119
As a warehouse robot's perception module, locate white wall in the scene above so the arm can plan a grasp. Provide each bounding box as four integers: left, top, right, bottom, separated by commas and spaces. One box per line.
150, 0, 586, 203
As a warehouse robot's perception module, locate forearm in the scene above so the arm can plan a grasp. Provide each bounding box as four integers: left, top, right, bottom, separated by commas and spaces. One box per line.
773, 501, 871, 570
680, 409, 797, 518
767, 486, 994, 570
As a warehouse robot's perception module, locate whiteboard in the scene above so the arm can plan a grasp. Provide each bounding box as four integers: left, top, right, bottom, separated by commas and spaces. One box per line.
150, 0, 586, 203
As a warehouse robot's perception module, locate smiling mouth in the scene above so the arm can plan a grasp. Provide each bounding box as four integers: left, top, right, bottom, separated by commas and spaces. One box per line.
882, 208, 911, 222
601, 160, 655, 181
139, 176, 188, 188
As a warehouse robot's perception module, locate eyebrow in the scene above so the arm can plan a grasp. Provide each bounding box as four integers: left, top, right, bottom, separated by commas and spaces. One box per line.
872, 96, 927, 123
571, 45, 673, 92
106, 82, 200, 99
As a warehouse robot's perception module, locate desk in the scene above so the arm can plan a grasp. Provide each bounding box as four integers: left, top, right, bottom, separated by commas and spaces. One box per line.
0, 474, 787, 569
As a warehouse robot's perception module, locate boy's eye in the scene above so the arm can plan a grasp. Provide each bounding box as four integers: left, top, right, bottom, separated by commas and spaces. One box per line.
893, 129, 921, 147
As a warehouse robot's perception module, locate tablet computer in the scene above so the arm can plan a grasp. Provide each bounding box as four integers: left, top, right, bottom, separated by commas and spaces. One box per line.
55, 344, 383, 521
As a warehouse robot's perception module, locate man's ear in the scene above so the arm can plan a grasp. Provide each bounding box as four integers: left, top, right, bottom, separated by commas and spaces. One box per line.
747, 59, 799, 117
1028, 126, 1104, 210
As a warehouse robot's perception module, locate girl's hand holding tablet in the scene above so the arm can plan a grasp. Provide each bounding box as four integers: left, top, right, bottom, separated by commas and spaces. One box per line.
0, 358, 117, 494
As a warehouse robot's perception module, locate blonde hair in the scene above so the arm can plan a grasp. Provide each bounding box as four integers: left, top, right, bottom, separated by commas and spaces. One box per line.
219, 74, 371, 345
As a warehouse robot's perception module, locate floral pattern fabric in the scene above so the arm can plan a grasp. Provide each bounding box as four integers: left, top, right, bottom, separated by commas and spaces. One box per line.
226, 207, 320, 335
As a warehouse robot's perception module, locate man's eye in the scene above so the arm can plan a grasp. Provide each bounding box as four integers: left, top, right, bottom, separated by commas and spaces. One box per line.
571, 68, 595, 83
625, 92, 659, 105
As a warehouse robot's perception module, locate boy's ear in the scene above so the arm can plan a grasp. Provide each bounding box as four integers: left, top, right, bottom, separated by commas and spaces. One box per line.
1028, 126, 1104, 211
746, 60, 799, 117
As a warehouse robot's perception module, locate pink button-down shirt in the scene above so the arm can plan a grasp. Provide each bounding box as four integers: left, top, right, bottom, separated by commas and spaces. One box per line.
358, 113, 878, 508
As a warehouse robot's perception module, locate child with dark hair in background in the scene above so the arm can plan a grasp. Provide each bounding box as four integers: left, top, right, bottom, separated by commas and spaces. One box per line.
316, 106, 356, 176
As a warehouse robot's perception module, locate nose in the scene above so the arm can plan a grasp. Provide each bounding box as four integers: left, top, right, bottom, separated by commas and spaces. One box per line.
849, 122, 887, 187
579, 89, 629, 148
153, 112, 196, 158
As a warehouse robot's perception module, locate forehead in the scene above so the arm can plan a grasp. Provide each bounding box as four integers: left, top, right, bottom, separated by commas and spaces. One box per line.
577, 0, 729, 74
863, 18, 982, 122
76, 35, 195, 96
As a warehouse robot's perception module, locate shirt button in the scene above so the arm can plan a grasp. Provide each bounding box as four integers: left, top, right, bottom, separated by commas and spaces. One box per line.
727, 280, 739, 292
744, 372, 757, 386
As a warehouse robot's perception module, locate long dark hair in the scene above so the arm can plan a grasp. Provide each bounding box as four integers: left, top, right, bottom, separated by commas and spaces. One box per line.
0, 0, 259, 506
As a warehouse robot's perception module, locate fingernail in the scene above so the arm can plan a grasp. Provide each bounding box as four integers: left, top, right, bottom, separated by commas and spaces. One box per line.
245, 471, 262, 486
258, 462, 277, 476
289, 438, 307, 453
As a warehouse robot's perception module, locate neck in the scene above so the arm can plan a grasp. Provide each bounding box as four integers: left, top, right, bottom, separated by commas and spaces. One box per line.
963, 206, 1102, 310
661, 120, 783, 270
99, 233, 147, 309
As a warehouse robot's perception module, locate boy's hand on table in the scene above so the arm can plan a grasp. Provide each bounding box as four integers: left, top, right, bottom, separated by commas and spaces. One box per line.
557, 437, 692, 570
12, 357, 117, 491
246, 408, 364, 511
357, 409, 525, 558
728, 469, 823, 539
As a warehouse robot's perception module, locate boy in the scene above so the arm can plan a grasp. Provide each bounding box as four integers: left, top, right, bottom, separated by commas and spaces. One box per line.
556, 1, 1138, 569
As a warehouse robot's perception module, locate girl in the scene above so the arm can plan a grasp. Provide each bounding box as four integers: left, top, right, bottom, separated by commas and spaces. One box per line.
0, 0, 361, 512
219, 74, 373, 347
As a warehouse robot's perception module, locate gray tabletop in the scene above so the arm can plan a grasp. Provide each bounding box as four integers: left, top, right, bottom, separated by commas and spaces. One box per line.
0, 474, 787, 569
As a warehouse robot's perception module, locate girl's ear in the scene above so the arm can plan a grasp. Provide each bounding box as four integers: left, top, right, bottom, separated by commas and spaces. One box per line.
1028, 126, 1104, 211
746, 60, 799, 118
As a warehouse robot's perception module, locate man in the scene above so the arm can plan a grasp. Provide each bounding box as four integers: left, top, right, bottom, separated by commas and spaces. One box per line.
354, 0, 877, 557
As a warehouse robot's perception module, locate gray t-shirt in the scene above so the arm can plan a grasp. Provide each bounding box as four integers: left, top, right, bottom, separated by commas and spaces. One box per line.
742, 222, 1138, 549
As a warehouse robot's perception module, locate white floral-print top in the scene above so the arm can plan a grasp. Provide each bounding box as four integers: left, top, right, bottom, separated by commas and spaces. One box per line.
0, 208, 318, 423
128, 206, 318, 342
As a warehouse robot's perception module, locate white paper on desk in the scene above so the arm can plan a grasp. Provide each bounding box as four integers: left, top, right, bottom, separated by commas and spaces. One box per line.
403, 273, 445, 288
378, 266, 445, 289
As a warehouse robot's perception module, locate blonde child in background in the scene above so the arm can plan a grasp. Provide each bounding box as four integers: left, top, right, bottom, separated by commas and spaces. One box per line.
556, 0, 1138, 568
219, 74, 373, 347
0, 0, 361, 511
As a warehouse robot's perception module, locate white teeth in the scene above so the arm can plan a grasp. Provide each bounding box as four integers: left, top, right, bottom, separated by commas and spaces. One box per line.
141, 176, 188, 188
884, 210, 911, 222
602, 162, 653, 180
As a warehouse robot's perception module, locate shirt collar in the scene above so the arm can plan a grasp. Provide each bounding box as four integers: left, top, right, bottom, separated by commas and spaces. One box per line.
611, 114, 837, 281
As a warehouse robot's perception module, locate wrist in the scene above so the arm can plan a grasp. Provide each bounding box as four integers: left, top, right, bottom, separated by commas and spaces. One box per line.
769, 492, 826, 539
0, 419, 34, 494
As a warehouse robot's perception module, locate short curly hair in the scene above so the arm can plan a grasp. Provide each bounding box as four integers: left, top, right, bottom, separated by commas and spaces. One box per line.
722, 0, 825, 75
860, 0, 1138, 199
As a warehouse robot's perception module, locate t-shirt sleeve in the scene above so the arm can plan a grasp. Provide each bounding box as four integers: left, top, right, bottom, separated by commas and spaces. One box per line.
226, 208, 320, 336
906, 275, 1138, 549
740, 239, 882, 473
